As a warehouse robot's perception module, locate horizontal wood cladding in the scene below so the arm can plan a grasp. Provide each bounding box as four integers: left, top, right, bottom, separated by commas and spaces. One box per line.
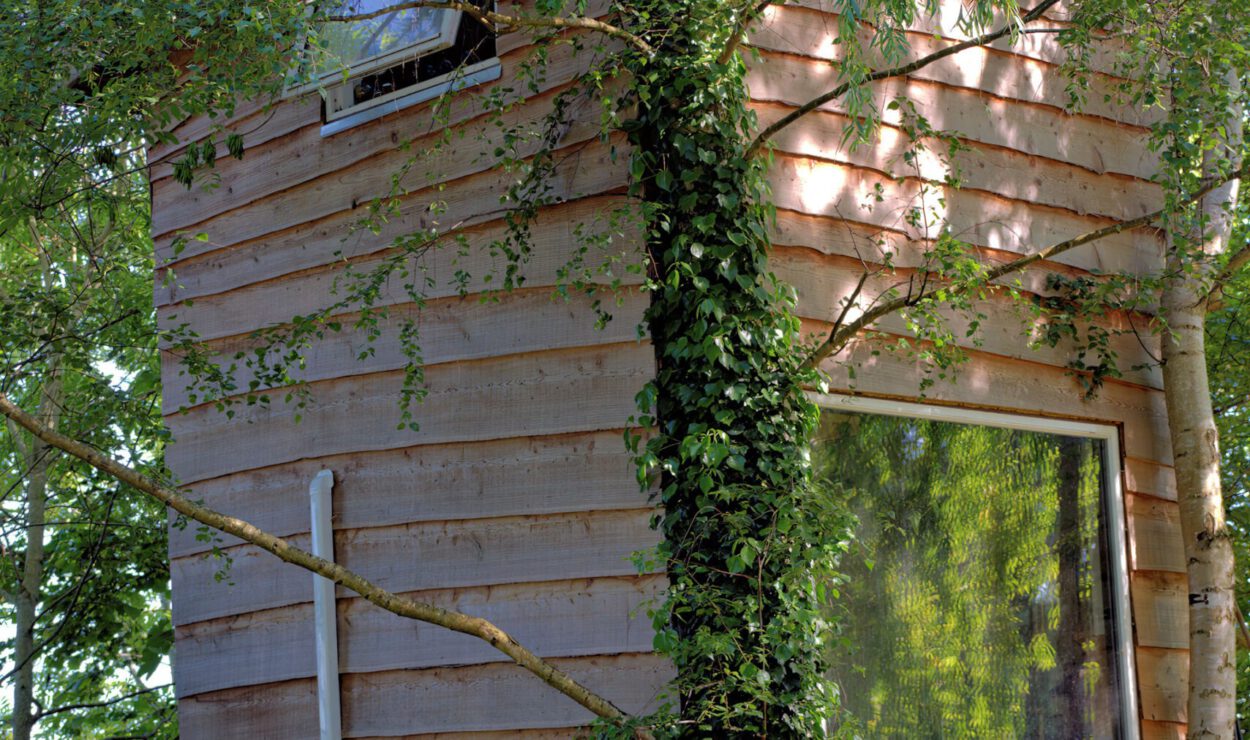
769, 154, 1162, 275
1131, 571, 1189, 650
808, 319, 1172, 463
172, 508, 658, 626
151, 41, 607, 238
166, 342, 653, 483
174, 575, 665, 697
158, 210, 642, 345
760, 106, 1161, 222
178, 654, 673, 738
751, 5, 1156, 127
161, 287, 647, 413
776, 247, 1163, 389
167, 429, 641, 559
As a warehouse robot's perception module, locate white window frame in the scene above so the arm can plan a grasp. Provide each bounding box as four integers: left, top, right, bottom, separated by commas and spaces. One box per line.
286, 3, 502, 136
810, 392, 1141, 740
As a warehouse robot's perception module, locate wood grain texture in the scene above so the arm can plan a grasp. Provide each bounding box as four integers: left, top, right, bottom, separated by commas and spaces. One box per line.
1141, 719, 1188, 740
1131, 571, 1189, 650
810, 321, 1173, 465
1136, 647, 1188, 723
749, 4, 1155, 127
759, 106, 1161, 221
1126, 494, 1187, 573
747, 57, 1159, 179
174, 575, 664, 697
1125, 458, 1178, 502
775, 246, 1163, 389
162, 287, 647, 413
151, 43, 605, 237
177, 654, 673, 738
167, 429, 643, 559
769, 154, 1162, 276
166, 342, 653, 483
172, 508, 659, 626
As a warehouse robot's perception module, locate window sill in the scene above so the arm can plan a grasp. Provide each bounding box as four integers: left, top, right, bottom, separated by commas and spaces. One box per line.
319, 58, 501, 138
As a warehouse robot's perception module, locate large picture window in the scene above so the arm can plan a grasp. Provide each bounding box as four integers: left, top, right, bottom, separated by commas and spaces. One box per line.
812, 397, 1137, 739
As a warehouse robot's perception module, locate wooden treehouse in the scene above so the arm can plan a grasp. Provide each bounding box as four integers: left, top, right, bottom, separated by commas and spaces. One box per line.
152, 1, 1185, 737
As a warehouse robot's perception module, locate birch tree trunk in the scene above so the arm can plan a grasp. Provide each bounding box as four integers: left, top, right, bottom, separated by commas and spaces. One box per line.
1161, 71, 1242, 738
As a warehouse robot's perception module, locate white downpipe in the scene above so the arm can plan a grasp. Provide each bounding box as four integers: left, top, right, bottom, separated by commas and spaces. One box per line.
309, 469, 342, 740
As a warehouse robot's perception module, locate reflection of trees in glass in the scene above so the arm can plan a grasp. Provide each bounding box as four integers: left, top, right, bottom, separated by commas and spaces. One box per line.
815, 412, 1121, 738
324, 1, 446, 66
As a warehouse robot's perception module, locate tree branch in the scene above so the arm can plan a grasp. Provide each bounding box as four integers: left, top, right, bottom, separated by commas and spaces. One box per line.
745, 0, 1061, 158
801, 159, 1250, 370
32, 684, 171, 721
717, 0, 775, 65
324, 1, 654, 55
0, 392, 629, 725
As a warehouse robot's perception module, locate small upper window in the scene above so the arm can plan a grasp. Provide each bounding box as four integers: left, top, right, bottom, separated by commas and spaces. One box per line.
306, 1, 496, 123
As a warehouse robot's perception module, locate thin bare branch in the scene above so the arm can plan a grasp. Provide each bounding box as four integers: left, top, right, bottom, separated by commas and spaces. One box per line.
745, 0, 1062, 158
801, 159, 1250, 370
0, 391, 629, 724
324, 1, 653, 55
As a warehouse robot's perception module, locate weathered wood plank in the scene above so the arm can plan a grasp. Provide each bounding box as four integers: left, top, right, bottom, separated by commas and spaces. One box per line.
162, 288, 647, 413
150, 95, 321, 180
769, 154, 1162, 275
1141, 719, 1187, 740
155, 193, 632, 307
1136, 647, 1187, 723
165, 342, 653, 483
174, 575, 664, 697
748, 70, 1158, 179
1130, 571, 1188, 650
810, 323, 1173, 466
158, 213, 642, 344
151, 43, 605, 236
749, 6, 1154, 126
1125, 458, 1178, 502
171, 508, 658, 625
779, 0, 1128, 76
775, 246, 1163, 388
167, 429, 643, 558
760, 106, 1161, 221
1126, 494, 1186, 574
177, 654, 672, 739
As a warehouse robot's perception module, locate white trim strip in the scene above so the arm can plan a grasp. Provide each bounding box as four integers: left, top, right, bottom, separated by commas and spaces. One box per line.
809, 392, 1141, 740
319, 59, 501, 137
309, 469, 342, 740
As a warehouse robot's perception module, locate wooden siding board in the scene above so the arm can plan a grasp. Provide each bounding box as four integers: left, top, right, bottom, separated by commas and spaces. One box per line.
750, 7, 1153, 127
1136, 647, 1188, 723
177, 655, 673, 739
1126, 494, 1187, 573
776, 247, 1163, 389
151, 44, 604, 237
171, 508, 659, 625
760, 106, 1162, 221
1125, 458, 1178, 502
748, 70, 1158, 179
165, 342, 653, 484
158, 217, 642, 347
1131, 571, 1189, 650
769, 154, 1162, 276
810, 321, 1173, 465
174, 576, 664, 698
167, 430, 643, 559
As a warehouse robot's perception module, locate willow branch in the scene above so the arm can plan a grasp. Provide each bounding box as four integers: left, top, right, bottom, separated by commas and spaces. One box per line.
801, 159, 1250, 371
745, 0, 1061, 158
325, 1, 653, 55
0, 391, 628, 724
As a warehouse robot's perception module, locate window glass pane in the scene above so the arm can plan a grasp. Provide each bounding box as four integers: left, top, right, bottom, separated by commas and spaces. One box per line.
815, 410, 1124, 738
324, 1, 449, 68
